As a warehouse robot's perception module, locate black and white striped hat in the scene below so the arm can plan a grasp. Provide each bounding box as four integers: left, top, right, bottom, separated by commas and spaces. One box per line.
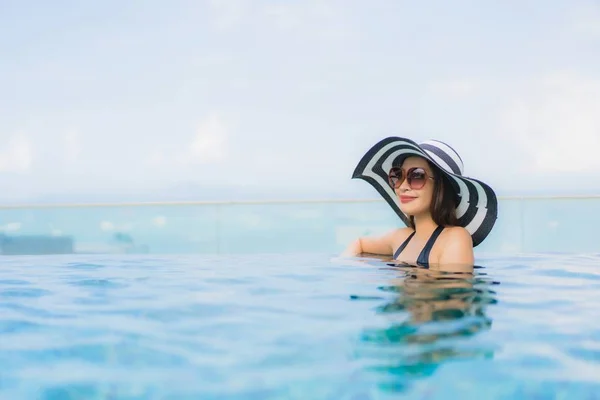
352, 136, 498, 247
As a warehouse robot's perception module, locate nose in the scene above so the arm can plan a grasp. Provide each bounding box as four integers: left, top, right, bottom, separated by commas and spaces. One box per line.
397, 175, 411, 192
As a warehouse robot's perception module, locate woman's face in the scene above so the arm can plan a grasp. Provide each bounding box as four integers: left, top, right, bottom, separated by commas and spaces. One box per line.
390, 156, 436, 217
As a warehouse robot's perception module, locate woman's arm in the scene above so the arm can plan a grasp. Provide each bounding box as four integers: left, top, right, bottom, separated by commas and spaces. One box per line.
341, 228, 406, 257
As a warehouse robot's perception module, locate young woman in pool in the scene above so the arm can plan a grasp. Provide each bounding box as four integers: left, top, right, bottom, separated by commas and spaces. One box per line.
343, 137, 498, 271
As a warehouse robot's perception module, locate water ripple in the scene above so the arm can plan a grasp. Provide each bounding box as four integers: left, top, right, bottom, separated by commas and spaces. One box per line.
0, 253, 598, 399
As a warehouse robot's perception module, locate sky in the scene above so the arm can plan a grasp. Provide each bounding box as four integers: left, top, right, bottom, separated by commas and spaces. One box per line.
1, 0, 600, 203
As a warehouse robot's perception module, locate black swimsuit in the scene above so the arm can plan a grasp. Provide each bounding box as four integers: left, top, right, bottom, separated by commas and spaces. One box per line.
393, 225, 445, 268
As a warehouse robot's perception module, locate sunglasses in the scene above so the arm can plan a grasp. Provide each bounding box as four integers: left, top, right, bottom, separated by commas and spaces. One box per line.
388, 167, 434, 190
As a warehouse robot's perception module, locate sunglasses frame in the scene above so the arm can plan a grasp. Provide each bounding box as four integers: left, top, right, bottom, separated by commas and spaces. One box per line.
388, 167, 434, 190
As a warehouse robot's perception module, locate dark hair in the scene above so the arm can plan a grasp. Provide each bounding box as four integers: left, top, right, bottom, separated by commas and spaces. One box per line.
407, 160, 459, 230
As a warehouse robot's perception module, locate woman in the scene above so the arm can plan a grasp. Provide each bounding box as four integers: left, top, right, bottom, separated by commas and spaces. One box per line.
342, 137, 498, 272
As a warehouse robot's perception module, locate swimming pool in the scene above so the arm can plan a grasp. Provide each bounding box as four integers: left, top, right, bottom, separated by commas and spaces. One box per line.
1, 252, 599, 399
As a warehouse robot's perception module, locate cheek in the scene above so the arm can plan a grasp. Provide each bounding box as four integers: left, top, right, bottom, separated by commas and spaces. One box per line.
419, 188, 434, 208
418, 196, 432, 209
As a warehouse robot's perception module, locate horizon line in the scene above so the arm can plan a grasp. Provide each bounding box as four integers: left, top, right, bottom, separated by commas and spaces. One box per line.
1, 194, 599, 209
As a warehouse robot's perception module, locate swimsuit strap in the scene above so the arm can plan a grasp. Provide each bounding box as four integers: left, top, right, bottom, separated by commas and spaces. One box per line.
416, 225, 445, 268
393, 231, 415, 259
394, 226, 445, 268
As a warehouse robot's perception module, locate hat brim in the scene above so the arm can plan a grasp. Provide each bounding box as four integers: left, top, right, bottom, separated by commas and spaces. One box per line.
351, 137, 498, 247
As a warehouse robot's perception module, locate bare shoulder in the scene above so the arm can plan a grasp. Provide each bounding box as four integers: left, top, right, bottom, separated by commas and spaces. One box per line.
440, 226, 473, 245
435, 226, 474, 270
389, 226, 414, 242
391, 226, 414, 237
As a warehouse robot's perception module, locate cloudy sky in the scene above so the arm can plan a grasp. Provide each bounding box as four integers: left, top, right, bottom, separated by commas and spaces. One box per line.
1, 0, 599, 203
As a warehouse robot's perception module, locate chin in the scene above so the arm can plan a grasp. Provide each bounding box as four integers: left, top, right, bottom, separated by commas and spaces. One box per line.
399, 202, 428, 217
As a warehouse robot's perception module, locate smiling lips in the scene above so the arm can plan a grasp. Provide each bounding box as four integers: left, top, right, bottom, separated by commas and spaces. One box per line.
400, 195, 416, 204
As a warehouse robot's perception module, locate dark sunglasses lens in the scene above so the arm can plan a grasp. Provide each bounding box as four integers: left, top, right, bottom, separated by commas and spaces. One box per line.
388, 169, 403, 188
408, 168, 427, 189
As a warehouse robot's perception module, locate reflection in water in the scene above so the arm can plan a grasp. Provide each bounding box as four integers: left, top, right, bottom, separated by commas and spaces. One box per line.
352, 261, 499, 393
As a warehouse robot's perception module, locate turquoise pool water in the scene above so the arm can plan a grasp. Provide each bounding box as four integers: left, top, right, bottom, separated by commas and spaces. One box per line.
1, 252, 599, 399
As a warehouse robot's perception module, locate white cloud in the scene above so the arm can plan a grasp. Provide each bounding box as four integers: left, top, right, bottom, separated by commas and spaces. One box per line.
499, 71, 600, 173
0, 135, 33, 173
183, 113, 228, 164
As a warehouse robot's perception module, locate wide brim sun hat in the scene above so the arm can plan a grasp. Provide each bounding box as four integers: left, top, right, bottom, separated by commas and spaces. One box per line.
351, 136, 498, 247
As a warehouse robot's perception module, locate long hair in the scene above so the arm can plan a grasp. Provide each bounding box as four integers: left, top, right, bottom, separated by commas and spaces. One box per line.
407, 160, 459, 230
